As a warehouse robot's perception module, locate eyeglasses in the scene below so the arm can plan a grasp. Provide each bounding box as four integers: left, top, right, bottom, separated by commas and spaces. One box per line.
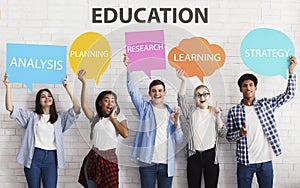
196, 93, 210, 98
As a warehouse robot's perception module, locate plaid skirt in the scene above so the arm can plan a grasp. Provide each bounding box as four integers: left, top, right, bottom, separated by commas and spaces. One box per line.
78, 147, 119, 188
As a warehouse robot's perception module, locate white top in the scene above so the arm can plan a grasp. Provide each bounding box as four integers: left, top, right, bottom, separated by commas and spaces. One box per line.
92, 112, 126, 150
245, 105, 274, 164
35, 114, 56, 150
191, 108, 217, 151
152, 106, 168, 164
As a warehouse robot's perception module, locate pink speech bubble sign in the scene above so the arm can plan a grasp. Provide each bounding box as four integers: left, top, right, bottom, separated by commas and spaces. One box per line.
125, 30, 166, 78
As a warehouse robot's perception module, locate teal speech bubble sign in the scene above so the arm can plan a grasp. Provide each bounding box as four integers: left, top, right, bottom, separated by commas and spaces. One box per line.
240, 28, 294, 79
6, 43, 66, 91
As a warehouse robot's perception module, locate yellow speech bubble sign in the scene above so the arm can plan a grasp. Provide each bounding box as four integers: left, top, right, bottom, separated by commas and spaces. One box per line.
68, 32, 111, 84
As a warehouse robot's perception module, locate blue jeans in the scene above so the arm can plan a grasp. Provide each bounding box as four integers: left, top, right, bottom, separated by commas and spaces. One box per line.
24, 148, 58, 188
139, 164, 173, 188
237, 161, 273, 188
83, 157, 97, 188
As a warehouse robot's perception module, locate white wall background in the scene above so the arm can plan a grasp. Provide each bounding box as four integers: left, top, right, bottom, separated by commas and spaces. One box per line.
0, 0, 300, 187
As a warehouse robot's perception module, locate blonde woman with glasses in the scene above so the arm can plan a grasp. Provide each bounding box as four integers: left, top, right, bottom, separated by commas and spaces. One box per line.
176, 69, 226, 188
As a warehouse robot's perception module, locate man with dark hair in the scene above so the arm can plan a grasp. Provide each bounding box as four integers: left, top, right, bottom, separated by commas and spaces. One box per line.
226, 56, 297, 188
237, 73, 258, 88
149, 79, 166, 91
123, 54, 184, 188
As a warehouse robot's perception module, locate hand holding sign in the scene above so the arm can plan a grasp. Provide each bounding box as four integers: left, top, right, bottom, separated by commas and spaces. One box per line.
168, 37, 226, 83
288, 56, 297, 74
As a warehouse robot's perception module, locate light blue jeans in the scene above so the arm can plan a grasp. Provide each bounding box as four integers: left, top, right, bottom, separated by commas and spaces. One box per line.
24, 148, 57, 188
139, 164, 173, 188
237, 161, 273, 188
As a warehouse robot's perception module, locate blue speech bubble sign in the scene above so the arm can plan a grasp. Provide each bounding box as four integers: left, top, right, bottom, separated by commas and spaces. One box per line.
6, 43, 66, 91
240, 28, 294, 79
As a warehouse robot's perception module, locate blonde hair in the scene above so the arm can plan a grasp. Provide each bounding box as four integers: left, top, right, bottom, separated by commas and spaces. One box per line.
194, 85, 214, 112
193, 85, 210, 97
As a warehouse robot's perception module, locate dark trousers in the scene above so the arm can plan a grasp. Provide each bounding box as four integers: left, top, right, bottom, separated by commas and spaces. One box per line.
187, 147, 219, 188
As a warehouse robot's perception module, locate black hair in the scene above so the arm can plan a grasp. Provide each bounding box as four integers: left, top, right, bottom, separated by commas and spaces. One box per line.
149, 79, 166, 92
95, 90, 120, 118
34, 88, 58, 124
237, 73, 258, 88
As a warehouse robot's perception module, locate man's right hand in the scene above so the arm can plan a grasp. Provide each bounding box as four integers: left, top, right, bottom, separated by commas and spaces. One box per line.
240, 124, 247, 136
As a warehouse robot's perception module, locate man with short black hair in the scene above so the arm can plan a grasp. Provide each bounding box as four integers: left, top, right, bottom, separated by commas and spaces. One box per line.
226, 56, 297, 188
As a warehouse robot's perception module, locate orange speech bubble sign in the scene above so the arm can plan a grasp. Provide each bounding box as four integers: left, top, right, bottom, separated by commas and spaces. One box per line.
168, 37, 226, 82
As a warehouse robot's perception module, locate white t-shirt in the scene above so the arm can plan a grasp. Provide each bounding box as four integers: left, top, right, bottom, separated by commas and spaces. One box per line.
191, 108, 216, 151
152, 106, 169, 164
92, 112, 126, 150
35, 114, 56, 150
245, 105, 274, 164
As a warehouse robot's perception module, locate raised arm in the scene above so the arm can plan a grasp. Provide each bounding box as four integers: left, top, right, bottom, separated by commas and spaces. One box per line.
63, 75, 80, 114
177, 69, 186, 96
269, 56, 297, 109
176, 69, 191, 119
3, 73, 13, 113
78, 69, 94, 122
123, 54, 147, 113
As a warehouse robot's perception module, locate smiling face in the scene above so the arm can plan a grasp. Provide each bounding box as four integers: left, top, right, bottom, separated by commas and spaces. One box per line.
98, 94, 116, 116
39, 91, 53, 108
148, 84, 166, 107
194, 86, 210, 109
240, 79, 257, 101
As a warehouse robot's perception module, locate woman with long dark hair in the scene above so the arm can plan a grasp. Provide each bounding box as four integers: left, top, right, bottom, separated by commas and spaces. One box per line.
3, 73, 81, 188
77, 69, 128, 188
